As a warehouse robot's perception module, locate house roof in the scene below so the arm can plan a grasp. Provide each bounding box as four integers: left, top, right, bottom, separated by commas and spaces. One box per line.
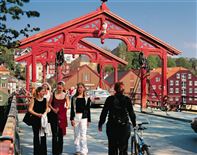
19, 3, 181, 56
0, 66, 10, 73
62, 64, 110, 87
151, 67, 188, 78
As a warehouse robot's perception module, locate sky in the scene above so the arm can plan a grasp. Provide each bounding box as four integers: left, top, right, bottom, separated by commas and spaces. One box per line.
9, 0, 197, 58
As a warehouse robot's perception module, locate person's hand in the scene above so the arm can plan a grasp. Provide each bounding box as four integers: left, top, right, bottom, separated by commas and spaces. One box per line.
133, 125, 138, 130
54, 108, 59, 114
37, 113, 42, 118
98, 127, 102, 132
71, 120, 75, 127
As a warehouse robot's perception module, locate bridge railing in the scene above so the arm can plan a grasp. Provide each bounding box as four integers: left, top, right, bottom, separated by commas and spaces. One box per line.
16, 88, 32, 113
147, 94, 197, 111
0, 95, 20, 155
131, 92, 197, 111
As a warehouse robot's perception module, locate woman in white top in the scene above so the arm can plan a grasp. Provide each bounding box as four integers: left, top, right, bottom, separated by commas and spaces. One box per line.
42, 82, 52, 103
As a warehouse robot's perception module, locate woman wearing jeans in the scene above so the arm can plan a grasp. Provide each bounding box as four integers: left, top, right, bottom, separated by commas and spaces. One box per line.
28, 86, 48, 155
70, 83, 91, 155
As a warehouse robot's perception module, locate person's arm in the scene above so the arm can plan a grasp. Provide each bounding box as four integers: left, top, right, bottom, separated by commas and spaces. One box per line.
65, 95, 70, 109
70, 97, 75, 120
126, 97, 136, 127
98, 96, 111, 131
44, 98, 49, 115
48, 92, 59, 113
87, 98, 91, 122
28, 98, 42, 118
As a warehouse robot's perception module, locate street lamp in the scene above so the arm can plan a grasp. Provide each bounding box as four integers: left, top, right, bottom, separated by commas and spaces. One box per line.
55, 49, 64, 81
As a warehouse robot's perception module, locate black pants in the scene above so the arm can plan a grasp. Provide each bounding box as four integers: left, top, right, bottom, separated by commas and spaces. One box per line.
106, 122, 131, 155
51, 120, 63, 155
32, 125, 47, 155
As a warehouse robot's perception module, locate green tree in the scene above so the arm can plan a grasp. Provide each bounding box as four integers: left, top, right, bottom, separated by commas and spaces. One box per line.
167, 57, 176, 67
113, 42, 141, 70
0, 0, 40, 49
0, 47, 15, 70
147, 55, 161, 69
175, 57, 192, 68
15, 63, 25, 80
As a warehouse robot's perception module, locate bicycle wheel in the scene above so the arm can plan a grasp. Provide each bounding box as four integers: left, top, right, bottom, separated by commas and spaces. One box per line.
142, 144, 150, 155
131, 136, 139, 155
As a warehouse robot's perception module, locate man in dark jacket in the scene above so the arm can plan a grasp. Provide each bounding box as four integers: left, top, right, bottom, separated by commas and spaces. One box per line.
98, 82, 136, 155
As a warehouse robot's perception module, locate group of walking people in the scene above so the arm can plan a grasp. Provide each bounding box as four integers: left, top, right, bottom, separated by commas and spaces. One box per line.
27, 81, 136, 155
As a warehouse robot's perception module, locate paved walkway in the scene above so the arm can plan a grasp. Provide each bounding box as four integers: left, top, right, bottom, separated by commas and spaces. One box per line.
18, 113, 108, 155
18, 107, 197, 155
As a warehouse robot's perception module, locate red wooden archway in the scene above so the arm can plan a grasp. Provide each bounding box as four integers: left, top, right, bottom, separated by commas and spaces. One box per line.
17, 1, 181, 111
15, 39, 127, 90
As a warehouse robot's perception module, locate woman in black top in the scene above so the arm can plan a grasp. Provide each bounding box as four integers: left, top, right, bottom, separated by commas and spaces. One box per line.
29, 86, 48, 155
98, 82, 136, 155
70, 83, 91, 155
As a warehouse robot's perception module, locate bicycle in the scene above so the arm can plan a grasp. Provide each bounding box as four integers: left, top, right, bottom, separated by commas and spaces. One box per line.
131, 122, 151, 155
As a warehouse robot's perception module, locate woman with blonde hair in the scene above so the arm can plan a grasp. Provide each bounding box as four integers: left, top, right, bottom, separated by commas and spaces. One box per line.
28, 86, 48, 155
42, 82, 52, 103
70, 82, 91, 155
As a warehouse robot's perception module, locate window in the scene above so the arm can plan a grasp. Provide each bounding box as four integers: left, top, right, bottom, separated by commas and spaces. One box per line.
189, 81, 192, 86
0, 95, 2, 101
175, 81, 179, 86
156, 77, 160, 82
182, 89, 186, 95
169, 88, 173, 93
194, 96, 197, 101
189, 97, 193, 101
188, 74, 191, 79
175, 97, 179, 101
1, 83, 6, 88
83, 73, 89, 81
152, 85, 156, 90
170, 80, 174, 86
182, 97, 186, 103
189, 88, 193, 94
181, 73, 186, 80
195, 81, 197, 86
169, 97, 173, 101
182, 81, 186, 88
195, 88, 197, 93
176, 73, 180, 79
175, 88, 179, 93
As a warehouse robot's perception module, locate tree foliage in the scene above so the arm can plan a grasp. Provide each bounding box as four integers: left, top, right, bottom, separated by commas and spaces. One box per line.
111, 41, 197, 75
0, 0, 40, 48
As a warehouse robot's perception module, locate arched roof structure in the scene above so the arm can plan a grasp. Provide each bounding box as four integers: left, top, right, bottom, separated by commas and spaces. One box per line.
17, 1, 181, 111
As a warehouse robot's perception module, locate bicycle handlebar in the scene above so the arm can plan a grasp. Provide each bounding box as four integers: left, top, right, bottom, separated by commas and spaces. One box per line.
137, 122, 149, 126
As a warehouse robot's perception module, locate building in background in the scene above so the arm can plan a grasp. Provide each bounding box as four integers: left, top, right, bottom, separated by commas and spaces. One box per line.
0, 65, 10, 75
63, 64, 110, 91
0, 75, 9, 106
149, 67, 197, 110
105, 70, 139, 95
